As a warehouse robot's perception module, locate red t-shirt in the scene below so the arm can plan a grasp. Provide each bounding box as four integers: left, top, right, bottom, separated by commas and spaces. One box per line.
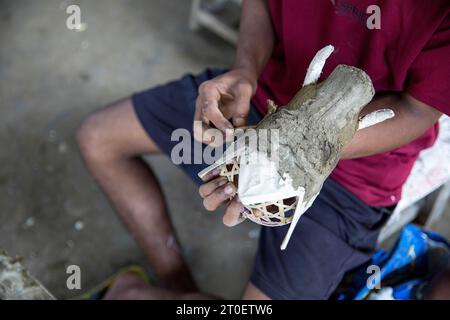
252, 0, 450, 207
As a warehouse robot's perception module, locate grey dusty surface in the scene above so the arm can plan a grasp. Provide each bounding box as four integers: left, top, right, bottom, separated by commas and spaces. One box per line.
1, 0, 450, 300
0, 0, 258, 299
0, 251, 55, 300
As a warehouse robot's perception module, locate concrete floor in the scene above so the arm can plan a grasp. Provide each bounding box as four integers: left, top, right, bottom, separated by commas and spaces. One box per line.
0, 0, 258, 299
1, 0, 450, 300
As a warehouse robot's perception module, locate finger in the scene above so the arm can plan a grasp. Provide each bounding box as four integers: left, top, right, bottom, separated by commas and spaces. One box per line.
193, 101, 207, 143
194, 89, 233, 145
200, 166, 222, 182
198, 84, 234, 133
195, 95, 211, 127
199, 177, 228, 198
203, 125, 227, 147
202, 182, 236, 211
193, 120, 224, 146
232, 84, 252, 127
223, 197, 249, 227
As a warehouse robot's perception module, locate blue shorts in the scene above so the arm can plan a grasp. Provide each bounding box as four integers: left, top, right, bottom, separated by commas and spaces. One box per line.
132, 69, 392, 299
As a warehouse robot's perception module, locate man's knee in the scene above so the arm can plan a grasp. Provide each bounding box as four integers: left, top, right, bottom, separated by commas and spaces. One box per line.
77, 100, 160, 163
76, 110, 115, 164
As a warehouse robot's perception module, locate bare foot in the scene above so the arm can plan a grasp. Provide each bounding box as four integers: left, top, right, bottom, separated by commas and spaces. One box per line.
103, 272, 215, 300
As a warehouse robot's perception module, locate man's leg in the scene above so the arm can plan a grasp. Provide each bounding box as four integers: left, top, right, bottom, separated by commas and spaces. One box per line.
242, 283, 271, 300
103, 272, 216, 300
76, 98, 196, 292
101, 272, 266, 300
248, 179, 392, 299
424, 267, 450, 299
101, 271, 268, 299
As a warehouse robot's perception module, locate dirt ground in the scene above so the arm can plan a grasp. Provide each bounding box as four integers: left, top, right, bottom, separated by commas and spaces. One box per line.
0, 0, 258, 299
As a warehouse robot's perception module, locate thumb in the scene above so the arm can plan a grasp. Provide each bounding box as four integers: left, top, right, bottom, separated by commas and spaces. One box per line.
223, 198, 249, 227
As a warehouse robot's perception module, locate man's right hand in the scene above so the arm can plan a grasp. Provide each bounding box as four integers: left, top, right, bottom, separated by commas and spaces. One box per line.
193, 68, 257, 146
199, 168, 249, 227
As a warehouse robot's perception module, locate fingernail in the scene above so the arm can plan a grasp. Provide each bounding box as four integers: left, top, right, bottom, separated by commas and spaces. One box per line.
225, 122, 234, 130
239, 204, 250, 214
218, 178, 228, 186
224, 184, 234, 195
234, 118, 245, 127
222, 125, 234, 134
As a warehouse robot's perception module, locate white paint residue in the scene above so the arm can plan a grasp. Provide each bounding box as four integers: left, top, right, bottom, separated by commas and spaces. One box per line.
358, 109, 395, 130
238, 151, 299, 205
303, 45, 334, 86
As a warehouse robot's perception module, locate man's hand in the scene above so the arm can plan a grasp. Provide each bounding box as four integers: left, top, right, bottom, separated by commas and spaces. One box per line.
192, 0, 275, 146
199, 168, 248, 227
193, 69, 257, 146
196, 0, 274, 215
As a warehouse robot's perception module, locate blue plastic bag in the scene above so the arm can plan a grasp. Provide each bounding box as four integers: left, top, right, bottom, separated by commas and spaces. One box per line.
335, 224, 450, 300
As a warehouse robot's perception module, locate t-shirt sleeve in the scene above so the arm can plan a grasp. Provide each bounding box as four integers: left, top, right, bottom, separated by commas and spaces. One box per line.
407, 14, 450, 116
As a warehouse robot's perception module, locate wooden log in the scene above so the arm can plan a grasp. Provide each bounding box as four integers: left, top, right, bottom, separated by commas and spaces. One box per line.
256, 64, 375, 202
